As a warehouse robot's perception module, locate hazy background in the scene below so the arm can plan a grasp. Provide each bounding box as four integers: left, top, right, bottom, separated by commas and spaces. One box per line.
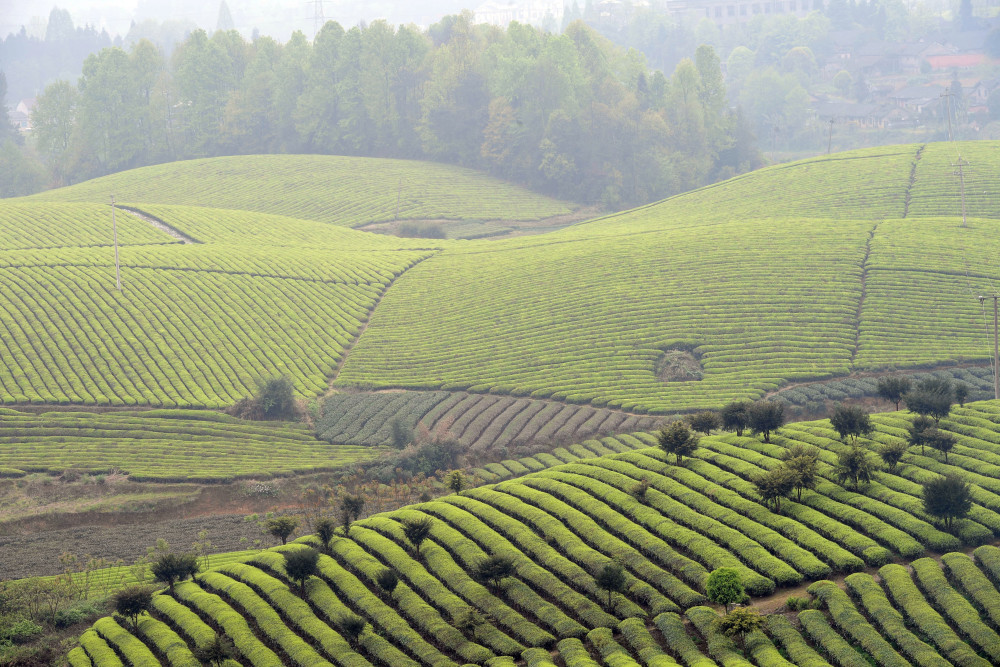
1, 1, 477, 40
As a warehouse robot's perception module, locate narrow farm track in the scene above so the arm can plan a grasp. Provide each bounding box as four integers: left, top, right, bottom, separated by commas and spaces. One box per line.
902, 144, 926, 218
850, 221, 879, 368
122, 206, 198, 244
325, 252, 441, 391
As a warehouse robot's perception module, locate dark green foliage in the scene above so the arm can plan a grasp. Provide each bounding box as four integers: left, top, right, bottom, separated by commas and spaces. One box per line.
256, 375, 297, 420
112, 585, 154, 629
283, 547, 320, 593
341, 494, 365, 532
829, 405, 873, 444
908, 415, 935, 455
595, 562, 628, 609
904, 378, 953, 423
193, 634, 236, 666
876, 376, 912, 410
721, 401, 752, 436
923, 474, 973, 530
151, 552, 200, 592
391, 416, 412, 449
375, 569, 399, 596
398, 222, 446, 239
472, 555, 517, 592
705, 568, 745, 613
314, 516, 336, 552
879, 440, 909, 472
718, 607, 763, 651
686, 411, 721, 435
835, 445, 878, 490
401, 516, 434, 556
339, 613, 367, 648
630, 477, 651, 503
955, 383, 969, 407
781, 444, 820, 501
925, 428, 957, 463
748, 401, 785, 442
447, 470, 466, 494
266, 516, 299, 545
754, 466, 796, 513
657, 421, 699, 465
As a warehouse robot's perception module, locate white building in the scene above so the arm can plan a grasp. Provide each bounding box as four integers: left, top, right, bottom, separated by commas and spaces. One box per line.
474, 0, 565, 27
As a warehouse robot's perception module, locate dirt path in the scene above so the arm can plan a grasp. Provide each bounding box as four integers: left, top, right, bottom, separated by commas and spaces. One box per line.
121, 206, 198, 244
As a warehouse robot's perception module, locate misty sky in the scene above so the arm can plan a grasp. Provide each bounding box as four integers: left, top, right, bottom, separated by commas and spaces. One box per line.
0, 0, 480, 40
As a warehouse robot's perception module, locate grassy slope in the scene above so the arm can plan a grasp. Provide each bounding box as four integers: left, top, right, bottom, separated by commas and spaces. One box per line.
0, 408, 378, 481
24, 154, 576, 228
69, 400, 1000, 665
336, 142, 1000, 411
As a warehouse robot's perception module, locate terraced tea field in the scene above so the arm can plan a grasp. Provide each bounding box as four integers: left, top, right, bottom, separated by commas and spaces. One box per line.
6, 144, 1000, 413
69, 401, 1000, 666
0, 408, 376, 482
27, 155, 577, 230
318, 391, 660, 455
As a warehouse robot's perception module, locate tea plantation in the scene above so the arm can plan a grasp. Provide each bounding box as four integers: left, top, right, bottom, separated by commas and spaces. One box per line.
67, 401, 1000, 666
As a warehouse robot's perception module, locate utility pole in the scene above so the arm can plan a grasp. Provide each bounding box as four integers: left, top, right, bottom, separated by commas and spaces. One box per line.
827, 118, 834, 155
395, 178, 402, 220
980, 295, 1000, 400
111, 195, 121, 291
953, 155, 969, 228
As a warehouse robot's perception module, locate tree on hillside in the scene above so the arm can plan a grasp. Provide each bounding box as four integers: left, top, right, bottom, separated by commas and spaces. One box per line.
923, 474, 973, 530
686, 411, 721, 435
718, 607, 763, 652
473, 555, 517, 592
876, 376, 911, 411
283, 547, 320, 593
376, 569, 399, 598
447, 470, 466, 494
780, 445, 819, 501
926, 428, 957, 463
194, 634, 236, 667
595, 562, 628, 610
401, 516, 434, 558
829, 405, 874, 445
151, 552, 199, 592
341, 494, 365, 533
748, 401, 785, 443
954, 384, 969, 407
265, 516, 299, 545
112, 585, 154, 629
879, 440, 909, 473
754, 467, 796, 513
835, 445, 877, 490
658, 421, 699, 465
314, 517, 336, 553
904, 378, 953, 423
705, 568, 745, 613
908, 415, 935, 455
721, 401, 752, 437
338, 614, 368, 649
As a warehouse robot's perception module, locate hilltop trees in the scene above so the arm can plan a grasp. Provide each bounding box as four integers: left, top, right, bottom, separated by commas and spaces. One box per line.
283, 547, 320, 593
904, 378, 954, 423
706, 568, 745, 613
877, 376, 911, 411
686, 411, 721, 435
835, 445, 878, 490
748, 401, 785, 443
112, 585, 154, 629
151, 552, 200, 592
923, 474, 973, 530
658, 421, 699, 465
830, 405, 873, 445
721, 401, 752, 436
27, 19, 756, 208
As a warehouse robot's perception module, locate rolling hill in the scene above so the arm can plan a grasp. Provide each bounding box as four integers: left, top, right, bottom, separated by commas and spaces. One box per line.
65, 400, 1000, 666
4, 143, 999, 413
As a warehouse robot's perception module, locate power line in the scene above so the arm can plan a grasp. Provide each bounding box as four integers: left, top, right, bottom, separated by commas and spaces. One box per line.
306, 0, 326, 36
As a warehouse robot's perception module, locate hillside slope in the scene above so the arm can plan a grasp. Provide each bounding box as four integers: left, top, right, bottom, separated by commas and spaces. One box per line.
68, 400, 1000, 665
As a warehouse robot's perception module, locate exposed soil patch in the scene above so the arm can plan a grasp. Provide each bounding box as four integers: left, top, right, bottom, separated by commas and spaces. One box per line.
655, 348, 704, 382
120, 206, 198, 244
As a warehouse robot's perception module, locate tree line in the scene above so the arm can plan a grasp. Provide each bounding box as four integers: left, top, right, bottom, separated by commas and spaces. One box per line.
26, 13, 761, 209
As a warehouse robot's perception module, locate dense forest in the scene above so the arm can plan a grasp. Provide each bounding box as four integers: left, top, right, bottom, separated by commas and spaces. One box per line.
12, 13, 761, 208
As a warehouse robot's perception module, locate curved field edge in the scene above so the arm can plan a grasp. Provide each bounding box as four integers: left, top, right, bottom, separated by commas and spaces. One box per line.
22, 154, 578, 228
64, 398, 1000, 664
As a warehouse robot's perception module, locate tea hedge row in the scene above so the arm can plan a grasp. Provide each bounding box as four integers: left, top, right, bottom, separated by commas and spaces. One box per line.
0, 408, 378, 480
